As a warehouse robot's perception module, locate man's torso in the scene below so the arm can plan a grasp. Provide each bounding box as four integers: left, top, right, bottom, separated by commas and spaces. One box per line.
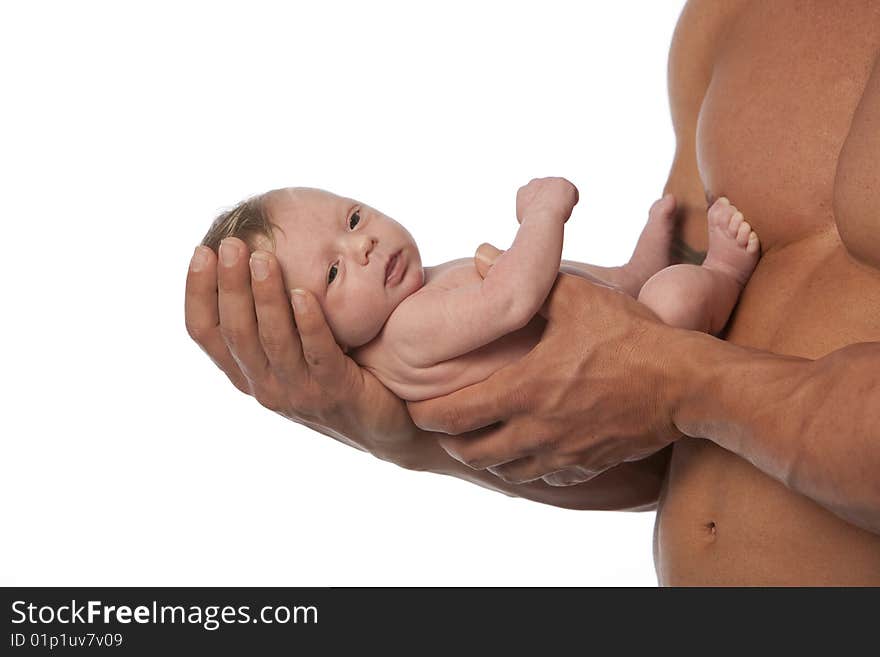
655, 0, 880, 585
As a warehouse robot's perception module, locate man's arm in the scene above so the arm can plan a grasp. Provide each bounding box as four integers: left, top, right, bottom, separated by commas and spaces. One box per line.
411, 45, 880, 527
183, 3, 730, 515
419, 435, 670, 512
392, 178, 572, 368
673, 334, 880, 533
410, 270, 880, 532
185, 239, 664, 511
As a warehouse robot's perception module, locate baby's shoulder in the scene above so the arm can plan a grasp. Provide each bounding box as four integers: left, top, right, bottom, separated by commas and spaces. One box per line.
384, 283, 442, 327
382, 260, 479, 333
422, 258, 482, 289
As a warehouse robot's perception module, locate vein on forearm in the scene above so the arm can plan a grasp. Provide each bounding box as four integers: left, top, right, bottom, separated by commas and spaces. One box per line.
675, 333, 880, 534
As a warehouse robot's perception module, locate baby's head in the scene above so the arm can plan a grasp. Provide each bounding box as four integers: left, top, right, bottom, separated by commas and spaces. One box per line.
203, 187, 424, 351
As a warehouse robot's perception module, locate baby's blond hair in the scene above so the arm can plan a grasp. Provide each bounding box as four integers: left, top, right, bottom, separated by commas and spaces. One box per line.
201, 193, 278, 252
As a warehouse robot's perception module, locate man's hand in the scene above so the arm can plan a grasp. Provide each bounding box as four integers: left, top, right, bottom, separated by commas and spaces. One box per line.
408, 244, 685, 486
184, 238, 431, 467
516, 177, 579, 224
184, 237, 680, 512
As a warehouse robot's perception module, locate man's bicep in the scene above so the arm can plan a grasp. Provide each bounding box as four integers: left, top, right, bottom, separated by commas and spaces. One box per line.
663, 0, 748, 264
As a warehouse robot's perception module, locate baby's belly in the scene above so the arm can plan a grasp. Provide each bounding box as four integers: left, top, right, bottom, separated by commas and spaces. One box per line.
387, 316, 546, 402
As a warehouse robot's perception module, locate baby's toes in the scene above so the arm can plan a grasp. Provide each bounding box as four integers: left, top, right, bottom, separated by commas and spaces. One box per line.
746, 230, 760, 254
735, 218, 752, 246
708, 197, 733, 228
729, 210, 746, 239
648, 194, 676, 221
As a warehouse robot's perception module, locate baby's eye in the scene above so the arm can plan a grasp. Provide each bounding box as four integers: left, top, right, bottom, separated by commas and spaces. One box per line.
349, 210, 360, 229
328, 263, 338, 284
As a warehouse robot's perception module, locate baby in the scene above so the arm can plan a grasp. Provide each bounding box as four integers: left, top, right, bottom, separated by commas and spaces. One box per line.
202, 178, 759, 401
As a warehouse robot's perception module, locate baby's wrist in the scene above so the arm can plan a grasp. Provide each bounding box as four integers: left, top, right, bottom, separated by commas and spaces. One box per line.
522, 208, 568, 224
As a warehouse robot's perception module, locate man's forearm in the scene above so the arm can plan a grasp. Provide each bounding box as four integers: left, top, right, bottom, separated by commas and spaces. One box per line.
303, 345, 666, 513
672, 331, 880, 533
371, 422, 667, 512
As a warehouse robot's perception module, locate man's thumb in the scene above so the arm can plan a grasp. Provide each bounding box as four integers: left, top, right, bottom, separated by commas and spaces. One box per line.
474, 242, 504, 279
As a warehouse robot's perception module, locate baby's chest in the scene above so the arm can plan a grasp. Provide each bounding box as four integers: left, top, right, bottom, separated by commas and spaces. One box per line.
367, 325, 544, 403
356, 267, 544, 401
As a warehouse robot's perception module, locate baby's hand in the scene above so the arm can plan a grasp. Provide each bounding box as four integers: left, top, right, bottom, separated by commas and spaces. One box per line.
516, 177, 579, 224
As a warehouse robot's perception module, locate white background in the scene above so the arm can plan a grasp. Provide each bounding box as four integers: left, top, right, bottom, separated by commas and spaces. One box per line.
1, 0, 685, 586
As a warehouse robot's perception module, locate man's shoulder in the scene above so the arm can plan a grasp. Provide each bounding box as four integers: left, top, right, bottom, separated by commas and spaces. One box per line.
672, 0, 752, 62
677, 0, 750, 28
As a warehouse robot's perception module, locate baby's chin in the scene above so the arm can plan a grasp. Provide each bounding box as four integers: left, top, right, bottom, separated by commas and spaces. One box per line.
412, 264, 426, 290
335, 314, 393, 352
335, 272, 424, 350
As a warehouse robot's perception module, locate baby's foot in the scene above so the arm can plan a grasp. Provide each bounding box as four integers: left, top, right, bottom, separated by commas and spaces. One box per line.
702, 198, 760, 286
621, 194, 677, 293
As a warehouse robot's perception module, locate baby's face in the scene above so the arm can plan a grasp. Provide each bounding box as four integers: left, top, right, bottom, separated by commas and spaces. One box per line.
263, 188, 424, 350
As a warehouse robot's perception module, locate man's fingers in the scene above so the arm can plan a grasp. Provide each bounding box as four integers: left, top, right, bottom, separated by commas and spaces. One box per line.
185, 246, 250, 393
436, 419, 543, 470
542, 467, 598, 487
489, 458, 592, 486
217, 238, 270, 381
487, 457, 546, 484
474, 242, 503, 279
249, 250, 306, 386
289, 288, 348, 387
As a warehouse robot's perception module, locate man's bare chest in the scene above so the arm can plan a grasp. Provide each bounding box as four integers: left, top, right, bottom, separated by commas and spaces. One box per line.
696, 0, 880, 253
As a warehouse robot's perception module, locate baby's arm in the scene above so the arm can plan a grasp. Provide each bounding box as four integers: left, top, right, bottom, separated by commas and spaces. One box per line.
390, 177, 577, 367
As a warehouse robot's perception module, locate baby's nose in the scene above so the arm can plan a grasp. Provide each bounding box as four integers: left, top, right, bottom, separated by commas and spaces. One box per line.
354, 235, 376, 265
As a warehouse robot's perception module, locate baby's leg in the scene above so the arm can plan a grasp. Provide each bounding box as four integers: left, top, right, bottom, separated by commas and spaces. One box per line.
637, 198, 759, 335
562, 194, 678, 297
624, 194, 679, 293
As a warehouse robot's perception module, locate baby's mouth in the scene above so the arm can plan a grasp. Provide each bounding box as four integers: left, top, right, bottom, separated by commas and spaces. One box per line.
384, 250, 404, 286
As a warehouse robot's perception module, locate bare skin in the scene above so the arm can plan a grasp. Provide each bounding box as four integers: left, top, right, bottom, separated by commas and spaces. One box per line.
410, 0, 880, 584
185, 0, 880, 584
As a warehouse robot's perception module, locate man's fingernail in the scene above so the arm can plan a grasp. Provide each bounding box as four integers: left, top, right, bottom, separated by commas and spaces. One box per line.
291, 288, 307, 314
219, 239, 239, 267
250, 253, 269, 281
191, 246, 209, 272
476, 251, 492, 265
